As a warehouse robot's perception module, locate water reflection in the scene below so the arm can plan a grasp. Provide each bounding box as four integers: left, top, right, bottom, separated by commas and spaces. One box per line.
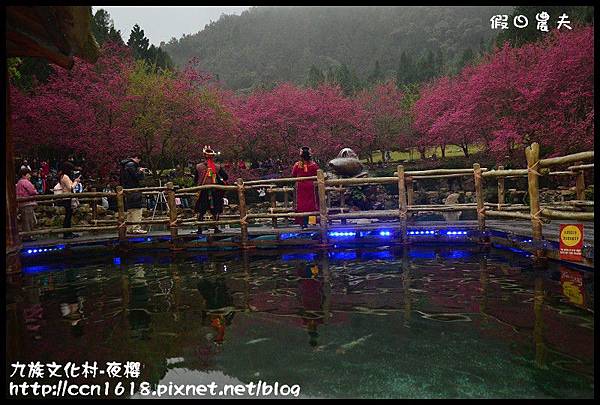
296, 261, 325, 348
196, 263, 235, 346
7, 246, 594, 398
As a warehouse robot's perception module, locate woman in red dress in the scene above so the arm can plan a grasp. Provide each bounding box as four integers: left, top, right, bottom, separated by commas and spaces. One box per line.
292, 147, 319, 228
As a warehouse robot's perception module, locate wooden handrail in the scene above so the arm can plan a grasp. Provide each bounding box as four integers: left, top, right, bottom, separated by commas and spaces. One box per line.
539, 151, 594, 168
16, 145, 594, 258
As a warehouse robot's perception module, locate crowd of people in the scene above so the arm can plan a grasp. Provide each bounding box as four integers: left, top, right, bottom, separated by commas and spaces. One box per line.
14, 146, 323, 241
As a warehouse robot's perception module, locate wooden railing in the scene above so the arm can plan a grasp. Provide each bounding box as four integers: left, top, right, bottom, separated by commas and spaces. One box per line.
17, 143, 593, 259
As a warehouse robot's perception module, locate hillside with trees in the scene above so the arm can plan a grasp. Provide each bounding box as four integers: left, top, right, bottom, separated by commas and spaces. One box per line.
162, 6, 514, 91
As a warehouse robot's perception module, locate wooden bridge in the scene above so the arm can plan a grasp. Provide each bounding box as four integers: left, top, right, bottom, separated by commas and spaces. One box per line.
16, 143, 594, 268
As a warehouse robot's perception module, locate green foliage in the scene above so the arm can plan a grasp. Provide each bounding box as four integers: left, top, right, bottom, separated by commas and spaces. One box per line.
332, 64, 361, 96
7, 58, 22, 81
496, 6, 594, 47
306, 64, 325, 88
367, 60, 384, 85
396, 51, 418, 86
458, 47, 475, 70
8, 57, 52, 92
173, 175, 195, 188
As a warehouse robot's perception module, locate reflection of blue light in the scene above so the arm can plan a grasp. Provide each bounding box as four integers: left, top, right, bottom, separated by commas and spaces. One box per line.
361, 251, 395, 260
282, 253, 317, 261
113, 257, 121, 265
441, 250, 471, 259
492, 244, 533, 258
146, 237, 152, 242
128, 237, 146, 243
23, 265, 53, 274
408, 250, 436, 259
134, 256, 155, 264
329, 251, 358, 261
280, 232, 316, 240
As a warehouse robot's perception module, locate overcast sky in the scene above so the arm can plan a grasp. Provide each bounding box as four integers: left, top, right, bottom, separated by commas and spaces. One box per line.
92, 6, 251, 46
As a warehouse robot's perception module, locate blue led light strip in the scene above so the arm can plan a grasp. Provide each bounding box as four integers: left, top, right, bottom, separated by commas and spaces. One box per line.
24, 245, 65, 255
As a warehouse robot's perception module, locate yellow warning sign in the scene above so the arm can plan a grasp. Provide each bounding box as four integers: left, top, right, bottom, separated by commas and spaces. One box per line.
560, 225, 582, 247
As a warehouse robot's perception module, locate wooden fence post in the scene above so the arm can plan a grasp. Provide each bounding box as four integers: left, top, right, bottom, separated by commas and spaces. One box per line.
525, 142, 544, 260
283, 189, 290, 227
270, 191, 277, 228
316, 169, 329, 246
497, 165, 504, 210
166, 182, 179, 249
339, 187, 347, 225
473, 163, 486, 243
397, 165, 408, 243
116, 186, 126, 243
91, 187, 98, 221
406, 177, 414, 220
575, 165, 585, 200
237, 178, 250, 249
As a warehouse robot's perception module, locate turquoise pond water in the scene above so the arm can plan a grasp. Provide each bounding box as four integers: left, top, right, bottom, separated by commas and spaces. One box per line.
6, 245, 594, 398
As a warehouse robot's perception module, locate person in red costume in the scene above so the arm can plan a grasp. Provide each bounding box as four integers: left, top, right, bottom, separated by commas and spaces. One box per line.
40, 160, 50, 193
291, 147, 319, 228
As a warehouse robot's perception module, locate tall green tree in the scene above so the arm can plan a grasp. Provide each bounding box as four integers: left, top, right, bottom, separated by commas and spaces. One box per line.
127, 24, 174, 71
127, 24, 150, 60
326, 64, 361, 96
458, 48, 475, 70
306, 64, 325, 88
397, 82, 422, 157
92, 9, 124, 45
416, 49, 436, 83
367, 60, 384, 86
396, 51, 419, 86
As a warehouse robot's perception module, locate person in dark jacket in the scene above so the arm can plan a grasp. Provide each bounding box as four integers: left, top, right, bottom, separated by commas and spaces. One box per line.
193, 146, 229, 235
120, 154, 147, 234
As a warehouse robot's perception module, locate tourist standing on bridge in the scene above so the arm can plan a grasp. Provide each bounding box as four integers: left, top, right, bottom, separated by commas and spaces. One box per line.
292, 147, 319, 229
194, 145, 229, 235
56, 161, 80, 239
16, 168, 38, 242
120, 154, 148, 235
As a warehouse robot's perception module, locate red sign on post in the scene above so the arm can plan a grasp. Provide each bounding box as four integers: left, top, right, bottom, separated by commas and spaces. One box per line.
559, 224, 584, 262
